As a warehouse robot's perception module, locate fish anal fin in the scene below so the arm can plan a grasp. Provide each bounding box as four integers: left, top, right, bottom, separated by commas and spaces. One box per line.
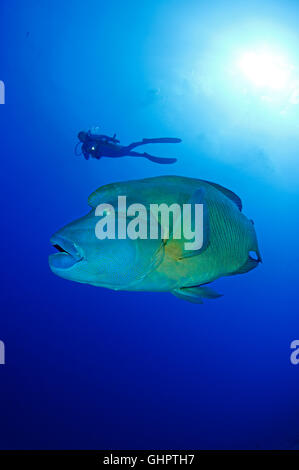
172, 285, 222, 303
172, 289, 204, 304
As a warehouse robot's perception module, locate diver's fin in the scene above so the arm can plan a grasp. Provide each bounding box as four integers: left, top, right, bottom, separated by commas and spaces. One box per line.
142, 137, 182, 144
201, 180, 242, 211
143, 154, 177, 164
172, 285, 222, 304
232, 251, 262, 275
166, 188, 209, 259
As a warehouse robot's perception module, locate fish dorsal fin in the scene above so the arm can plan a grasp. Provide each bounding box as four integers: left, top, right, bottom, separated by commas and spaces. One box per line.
201, 180, 242, 211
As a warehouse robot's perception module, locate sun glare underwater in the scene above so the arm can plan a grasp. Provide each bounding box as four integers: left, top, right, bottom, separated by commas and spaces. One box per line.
0, 0, 299, 451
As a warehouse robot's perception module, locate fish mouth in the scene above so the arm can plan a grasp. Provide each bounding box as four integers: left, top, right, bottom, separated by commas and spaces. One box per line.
49, 235, 84, 270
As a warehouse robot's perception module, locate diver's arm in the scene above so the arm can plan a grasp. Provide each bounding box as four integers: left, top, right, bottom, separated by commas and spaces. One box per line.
89, 133, 120, 144
89, 134, 108, 142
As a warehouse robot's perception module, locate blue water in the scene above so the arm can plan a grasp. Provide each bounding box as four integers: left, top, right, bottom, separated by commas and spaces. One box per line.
0, 0, 299, 450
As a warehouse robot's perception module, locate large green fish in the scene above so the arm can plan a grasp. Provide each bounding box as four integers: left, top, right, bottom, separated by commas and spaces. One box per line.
49, 176, 261, 303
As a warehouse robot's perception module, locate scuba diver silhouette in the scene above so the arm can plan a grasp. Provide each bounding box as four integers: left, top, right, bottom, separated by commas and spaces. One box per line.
75, 130, 181, 164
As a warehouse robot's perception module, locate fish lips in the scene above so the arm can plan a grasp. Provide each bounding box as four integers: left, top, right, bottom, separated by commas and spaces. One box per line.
49, 235, 84, 271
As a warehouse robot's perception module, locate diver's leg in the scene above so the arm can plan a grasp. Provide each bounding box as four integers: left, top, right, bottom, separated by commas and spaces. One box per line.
124, 141, 147, 151
127, 151, 177, 164
125, 138, 182, 151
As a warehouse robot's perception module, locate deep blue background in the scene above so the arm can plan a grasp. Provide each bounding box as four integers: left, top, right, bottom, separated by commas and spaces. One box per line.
0, 0, 298, 449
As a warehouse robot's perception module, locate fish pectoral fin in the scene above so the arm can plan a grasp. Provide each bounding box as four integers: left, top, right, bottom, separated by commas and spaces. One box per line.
166, 188, 210, 260
172, 285, 222, 303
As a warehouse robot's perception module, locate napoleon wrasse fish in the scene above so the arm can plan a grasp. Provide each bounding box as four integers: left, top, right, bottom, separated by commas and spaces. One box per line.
49, 176, 261, 303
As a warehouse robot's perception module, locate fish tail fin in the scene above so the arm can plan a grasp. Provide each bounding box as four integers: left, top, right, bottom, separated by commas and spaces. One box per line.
232, 251, 262, 275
